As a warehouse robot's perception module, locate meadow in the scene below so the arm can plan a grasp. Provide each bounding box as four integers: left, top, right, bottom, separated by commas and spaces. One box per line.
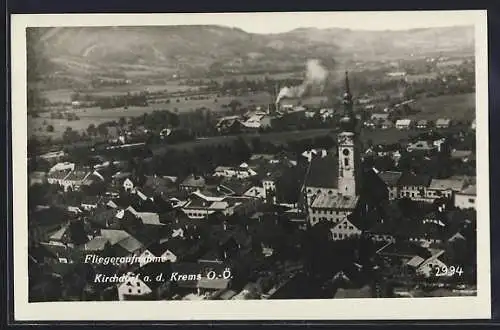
409, 93, 475, 121
29, 91, 273, 138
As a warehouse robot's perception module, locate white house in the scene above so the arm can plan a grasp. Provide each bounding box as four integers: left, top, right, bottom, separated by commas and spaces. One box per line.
123, 178, 135, 192
213, 163, 257, 179
395, 119, 412, 130
117, 272, 153, 301
454, 184, 476, 210
330, 217, 362, 241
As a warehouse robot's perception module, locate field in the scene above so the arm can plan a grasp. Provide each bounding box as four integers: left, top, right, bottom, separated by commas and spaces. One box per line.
29, 91, 273, 138
40, 82, 201, 104
409, 93, 475, 121
151, 127, 417, 155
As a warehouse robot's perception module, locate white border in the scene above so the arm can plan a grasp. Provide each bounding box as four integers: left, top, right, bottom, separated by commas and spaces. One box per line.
11, 11, 490, 321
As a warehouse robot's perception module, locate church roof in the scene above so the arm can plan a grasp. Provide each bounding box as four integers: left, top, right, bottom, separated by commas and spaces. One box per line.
305, 153, 338, 189
311, 193, 359, 210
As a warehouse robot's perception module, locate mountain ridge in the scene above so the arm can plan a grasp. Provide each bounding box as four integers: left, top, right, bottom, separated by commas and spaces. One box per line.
27, 25, 475, 83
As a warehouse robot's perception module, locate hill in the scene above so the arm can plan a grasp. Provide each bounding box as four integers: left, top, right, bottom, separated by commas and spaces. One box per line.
27, 25, 475, 86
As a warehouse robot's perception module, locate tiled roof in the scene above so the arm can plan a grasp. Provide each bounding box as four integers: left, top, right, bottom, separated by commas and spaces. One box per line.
428, 179, 466, 192
398, 172, 431, 187
305, 153, 338, 189
311, 193, 359, 210
377, 171, 403, 186
219, 178, 254, 195
459, 184, 476, 195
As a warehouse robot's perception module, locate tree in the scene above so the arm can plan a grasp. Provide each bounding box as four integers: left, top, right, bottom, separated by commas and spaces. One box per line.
97, 124, 109, 137
118, 117, 127, 127
87, 124, 97, 136
46, 125, 54, 133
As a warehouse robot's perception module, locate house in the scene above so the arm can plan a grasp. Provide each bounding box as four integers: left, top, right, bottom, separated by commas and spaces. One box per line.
29, 171, 47, 186
330, 214, 362, 241
123, 178, 135, 192
117, 271, 154, 300
398, 172, 431, 201
309, 193, 360, 227
47, 169, 71, 186
90, 229, 144, 258
416, 120, 428, 129
395, 119, 412, 130
425, 178, 467, 201
454, 184, 476, 210
407, 140, 437, 153
179, 174, 206, 193
124, 206, 163, 226
435, 118, 451, 129
213, 163, 257, 179
377, 171, 403, 200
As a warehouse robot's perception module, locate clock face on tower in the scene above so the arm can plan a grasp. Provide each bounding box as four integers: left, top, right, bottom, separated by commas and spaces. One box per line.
343, 148, 350, 156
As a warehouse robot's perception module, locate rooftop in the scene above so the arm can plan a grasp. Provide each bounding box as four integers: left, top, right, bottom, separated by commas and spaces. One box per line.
305, 153, 338, 189
459, 184, 476, 195
428, 178, 466, 192
398, 172, 431, 187
65, 170, 90, 182
311, 193, 359, 210
377, 171, 403, 187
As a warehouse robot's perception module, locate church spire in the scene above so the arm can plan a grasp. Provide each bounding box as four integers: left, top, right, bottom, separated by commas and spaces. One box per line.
340, 71, 356, 132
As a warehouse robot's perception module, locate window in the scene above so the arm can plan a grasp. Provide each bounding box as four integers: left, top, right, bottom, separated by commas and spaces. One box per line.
349, 226, 354, 230
333, 233, 337, 238
128, 289, 132, 293
137, 289, 141, 294
344, 158, 349, 167
469, 198, 475, 203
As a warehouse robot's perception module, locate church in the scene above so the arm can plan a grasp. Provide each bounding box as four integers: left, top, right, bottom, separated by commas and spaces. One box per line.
303, 72, 387, 240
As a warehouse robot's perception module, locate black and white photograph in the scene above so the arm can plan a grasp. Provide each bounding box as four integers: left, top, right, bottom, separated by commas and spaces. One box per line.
11, 10, 490, 320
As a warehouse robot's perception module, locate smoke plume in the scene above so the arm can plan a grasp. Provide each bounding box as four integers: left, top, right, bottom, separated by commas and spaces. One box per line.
276, 59, 329, 104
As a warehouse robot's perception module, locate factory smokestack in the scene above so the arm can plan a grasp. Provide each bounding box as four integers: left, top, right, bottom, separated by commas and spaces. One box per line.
276, 59, 329, 104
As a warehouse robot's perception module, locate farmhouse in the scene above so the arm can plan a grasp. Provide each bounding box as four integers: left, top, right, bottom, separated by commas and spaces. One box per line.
435, 118, 451, 129
395, 119, 412, 130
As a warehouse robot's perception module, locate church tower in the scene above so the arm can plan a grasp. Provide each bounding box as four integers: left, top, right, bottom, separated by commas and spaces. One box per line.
338, 71, 362, 197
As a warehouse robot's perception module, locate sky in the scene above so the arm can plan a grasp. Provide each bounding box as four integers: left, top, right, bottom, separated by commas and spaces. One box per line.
21, 10, 483, 34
